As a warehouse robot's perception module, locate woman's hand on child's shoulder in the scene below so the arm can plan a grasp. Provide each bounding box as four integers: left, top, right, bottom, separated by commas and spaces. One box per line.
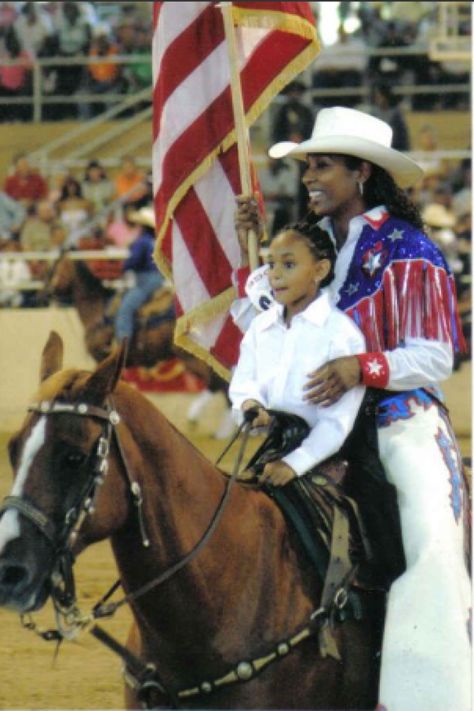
260, 460, 296, 487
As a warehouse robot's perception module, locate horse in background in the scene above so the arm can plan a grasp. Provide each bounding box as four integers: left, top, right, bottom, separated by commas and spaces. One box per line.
0, 332, 383, 710
48, 254, 234, 437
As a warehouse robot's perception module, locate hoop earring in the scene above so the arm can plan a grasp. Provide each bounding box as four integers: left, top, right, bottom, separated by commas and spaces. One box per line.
358, 180, 364, 196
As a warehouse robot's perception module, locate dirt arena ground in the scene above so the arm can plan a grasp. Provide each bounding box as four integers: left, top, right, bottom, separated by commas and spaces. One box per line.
0, 358, 470, 709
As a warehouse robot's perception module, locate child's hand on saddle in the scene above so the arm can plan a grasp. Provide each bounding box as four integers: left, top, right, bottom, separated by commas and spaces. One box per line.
260, 460, 296, 487
303, 356, 362, 407
242, 400, 272, 428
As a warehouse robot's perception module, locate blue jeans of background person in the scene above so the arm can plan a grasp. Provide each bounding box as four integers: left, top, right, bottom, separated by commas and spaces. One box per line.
115, 271, 164, 342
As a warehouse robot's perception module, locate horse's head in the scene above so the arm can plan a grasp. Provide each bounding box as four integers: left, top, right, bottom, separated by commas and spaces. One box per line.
0, 332, 128, 613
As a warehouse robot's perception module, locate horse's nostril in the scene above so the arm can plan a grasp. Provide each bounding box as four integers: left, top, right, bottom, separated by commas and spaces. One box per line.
0, 564, 28, 587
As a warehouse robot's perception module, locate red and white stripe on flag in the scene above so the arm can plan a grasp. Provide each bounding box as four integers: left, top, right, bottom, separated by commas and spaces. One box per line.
152, 2, 319, 380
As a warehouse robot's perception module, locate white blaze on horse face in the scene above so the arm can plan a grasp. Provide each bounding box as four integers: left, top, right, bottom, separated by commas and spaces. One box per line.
0, 418, 47, 553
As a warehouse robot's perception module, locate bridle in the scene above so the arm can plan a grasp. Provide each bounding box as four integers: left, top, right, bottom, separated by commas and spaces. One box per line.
0, 398, 137, 638
0, 397, 357, 709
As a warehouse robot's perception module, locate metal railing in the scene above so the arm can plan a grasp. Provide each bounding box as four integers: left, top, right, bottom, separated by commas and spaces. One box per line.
0, 249, 128, 293
0, 43, 470, 124
0, 53, 152, 122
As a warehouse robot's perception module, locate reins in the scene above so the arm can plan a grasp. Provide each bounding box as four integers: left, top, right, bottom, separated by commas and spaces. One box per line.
92, 413, 253, 619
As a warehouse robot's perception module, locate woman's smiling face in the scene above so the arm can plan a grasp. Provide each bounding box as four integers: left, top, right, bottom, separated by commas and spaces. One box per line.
302, 154, 363, 217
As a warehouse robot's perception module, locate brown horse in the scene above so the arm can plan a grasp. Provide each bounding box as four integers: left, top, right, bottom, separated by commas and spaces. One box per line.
0, 333, 382, 710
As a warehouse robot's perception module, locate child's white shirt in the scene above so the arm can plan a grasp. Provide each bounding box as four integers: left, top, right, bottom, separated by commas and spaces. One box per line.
229, 290, 366, 476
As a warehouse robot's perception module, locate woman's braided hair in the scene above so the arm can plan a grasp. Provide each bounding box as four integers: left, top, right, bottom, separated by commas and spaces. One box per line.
272, 218, 336, 287
341, 155, 424, 229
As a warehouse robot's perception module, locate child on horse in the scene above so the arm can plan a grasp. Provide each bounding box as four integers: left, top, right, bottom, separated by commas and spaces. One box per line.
229, 220, 366, 486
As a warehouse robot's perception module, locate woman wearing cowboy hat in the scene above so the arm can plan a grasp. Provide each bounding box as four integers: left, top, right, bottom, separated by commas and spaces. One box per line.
233, 106, 470, 711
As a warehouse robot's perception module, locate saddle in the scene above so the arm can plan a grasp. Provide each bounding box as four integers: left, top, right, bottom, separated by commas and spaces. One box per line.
245, 406, 405, 597
104, 286, 176, 330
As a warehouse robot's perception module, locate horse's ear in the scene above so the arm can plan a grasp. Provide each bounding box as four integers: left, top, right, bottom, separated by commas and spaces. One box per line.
40, 331, 64, 382
81, 340, 128, 405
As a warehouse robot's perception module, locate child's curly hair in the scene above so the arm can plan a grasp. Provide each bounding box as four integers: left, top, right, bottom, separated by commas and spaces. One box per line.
272, 219, 336, 287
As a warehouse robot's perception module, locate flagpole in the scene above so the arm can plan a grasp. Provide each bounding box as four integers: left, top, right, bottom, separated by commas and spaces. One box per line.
219, 1, 260, 272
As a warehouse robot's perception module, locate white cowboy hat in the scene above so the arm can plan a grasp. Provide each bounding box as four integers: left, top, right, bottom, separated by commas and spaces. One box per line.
127, 206, 156, 228
269, 106, 424, 188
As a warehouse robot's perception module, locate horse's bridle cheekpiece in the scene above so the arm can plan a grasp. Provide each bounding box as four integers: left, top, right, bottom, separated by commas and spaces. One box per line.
0, 397, 150, 641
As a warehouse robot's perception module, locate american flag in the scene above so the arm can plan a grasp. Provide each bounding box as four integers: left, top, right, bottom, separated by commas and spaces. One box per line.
152, 1, 319, 380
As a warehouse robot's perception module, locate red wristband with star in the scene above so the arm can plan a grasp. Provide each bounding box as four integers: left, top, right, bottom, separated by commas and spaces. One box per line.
235, 267, 251, 298
357, 352, 389, 388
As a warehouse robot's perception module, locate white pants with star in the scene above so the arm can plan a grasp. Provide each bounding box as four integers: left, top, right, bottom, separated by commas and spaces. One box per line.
376, 398, 471, 711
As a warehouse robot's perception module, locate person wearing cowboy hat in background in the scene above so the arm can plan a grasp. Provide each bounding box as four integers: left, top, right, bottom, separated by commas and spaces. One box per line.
114, 205, 165, 346
422, 202, 463, 280
233, 106, 470, 711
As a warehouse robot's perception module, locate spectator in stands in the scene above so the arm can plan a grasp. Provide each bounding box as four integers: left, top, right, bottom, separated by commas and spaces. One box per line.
19, 199, 58, 253
81, 160, 114, 215
367, 20, 412, 85
115, 19, 137, 55
44, 1, 99, 30
311, 25, 367, 109
19, 199, 58, 284
4, 154, 48, 208
113, 156, 148, 208
83, 31, 122, 118
53, 0, 92, 118
0, 27, 33, 122
57, 177, 92, 238
422, 202, 462, 278
105, 206, 141, 248
0, 239, 32, 307
15, 2, 54, 58
0, 2, 16, 31
271, 81, 314, 145
412, 124, 448, 208
356, 4, 387, 48
448, 158, 472, 193
0, 190, 26, 241
48, 170, 68, 206
123, 25, 152, 93
50, 222, 67, 249
371, 83, 411, 151
451, 158, 472, 218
